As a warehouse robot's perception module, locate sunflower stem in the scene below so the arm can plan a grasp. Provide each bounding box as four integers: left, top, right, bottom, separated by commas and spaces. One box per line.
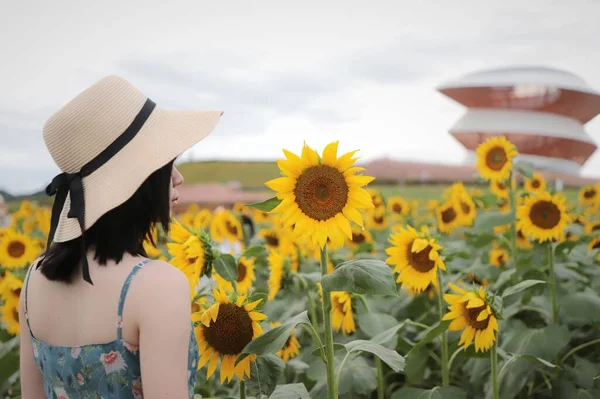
436, 270, 450, 387
319, 244, 338, 399
491, 340, 500, 399
508, 172, 518, 276
376, 357, 386, 399
547, 242, 559, 323
239, 380, 246, 399
307, 291, 320, 333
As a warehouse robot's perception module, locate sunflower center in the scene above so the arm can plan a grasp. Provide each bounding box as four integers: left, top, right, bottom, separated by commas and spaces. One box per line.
225, 220, 239, 236
12, 288, 21, 298
392, 203, 402, 214
517, 230, 525, 239
352, 232, 365, 244
293, 165, 349, 221
441, 207, 457, 224
529, 201, 561, 230
592, 240, 600, 250
203, 303, 254, 355
464, 304, 490, 330
584, 189, 597, 199
460, 201, 471, 214
374, 215, 385, 224
237, 261, 247, 282
485, 147, 508, 171
593, 224, 600, 232
7, 241, 25, 258
192, 302, 201, 313
13, 308, 19, 323
407, 241, 436, 273
497, 254, 506, 266
496, 182, 506, 190
265, 234, 279, 247
531, 179, 540, 189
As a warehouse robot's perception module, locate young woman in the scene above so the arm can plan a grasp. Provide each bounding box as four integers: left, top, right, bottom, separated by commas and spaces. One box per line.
19, 75, 222, 398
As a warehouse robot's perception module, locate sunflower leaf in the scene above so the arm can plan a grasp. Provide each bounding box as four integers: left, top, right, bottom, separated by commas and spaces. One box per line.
321, 259, 397, 296
391, 386, 467, 399
406, 320, 450, 359
247, 197, 282, 212
473, 211, 515, 232
213, 253, 238, 283
310, 343, 346, 358
269, 383, 311, 399
515, 161, 536, 178
243, 245, 268, 258
238, 311, 310, 365
502, 279, 545, 299
344, 340, 405, 372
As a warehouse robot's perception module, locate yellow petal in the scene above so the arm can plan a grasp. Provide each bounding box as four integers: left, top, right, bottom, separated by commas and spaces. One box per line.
244, 299, 263, 311
199, 348, 214, 368
249, 311, 268, 321
335, 213, 353, 240
265, 177, 296, 193
342, 205, 364, 227
466, 297, 485, 308
207, 351, 219, 378
322, 141, 339, 166
411, 238, 429, 253
477, 308, 489, 321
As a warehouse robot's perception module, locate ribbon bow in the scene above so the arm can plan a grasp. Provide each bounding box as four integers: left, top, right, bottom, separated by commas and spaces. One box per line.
43, 171, 93, 285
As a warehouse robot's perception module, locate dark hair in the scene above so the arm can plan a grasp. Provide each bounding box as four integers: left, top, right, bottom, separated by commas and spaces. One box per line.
39, 159, 176, 283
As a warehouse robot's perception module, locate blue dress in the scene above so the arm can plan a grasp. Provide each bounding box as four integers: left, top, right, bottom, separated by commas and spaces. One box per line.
24, 259, 199, 398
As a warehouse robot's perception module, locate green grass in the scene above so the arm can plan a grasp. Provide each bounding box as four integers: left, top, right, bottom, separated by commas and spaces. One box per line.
177, 161, 280, 187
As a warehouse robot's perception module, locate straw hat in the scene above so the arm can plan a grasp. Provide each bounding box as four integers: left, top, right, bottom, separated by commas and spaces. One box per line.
41, 75, 222, 283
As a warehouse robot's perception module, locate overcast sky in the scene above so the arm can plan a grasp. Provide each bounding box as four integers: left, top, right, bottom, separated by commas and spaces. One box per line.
1, 0, 600, 194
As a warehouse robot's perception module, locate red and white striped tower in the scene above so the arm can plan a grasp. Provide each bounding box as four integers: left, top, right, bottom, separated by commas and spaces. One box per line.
438, 66, 600, 175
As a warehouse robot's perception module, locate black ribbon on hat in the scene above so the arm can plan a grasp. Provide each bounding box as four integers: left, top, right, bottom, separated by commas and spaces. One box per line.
40, 98, 157, 285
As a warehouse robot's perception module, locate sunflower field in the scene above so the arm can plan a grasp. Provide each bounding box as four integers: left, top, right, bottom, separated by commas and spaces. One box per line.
1, 138, 600, 398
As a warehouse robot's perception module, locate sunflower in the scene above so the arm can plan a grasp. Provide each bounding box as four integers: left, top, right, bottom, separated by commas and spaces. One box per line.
214, 256, 256, 295
588, 237, 600, 261
516, 228, 533, 250
517, 192, 571, 243
489, 247, 509, 267
0, 272, 23, 305
584, 220, 600, 235
475, 136, 518, 182
497, 197, 510, 213
265, 141, 375, 249
36, 208, 51, 238
490, 180, 509, 199
426, 200, 439, 212
579, 185, 600, 207
386, 225, 446, 292
1, 300, 20, 336
210, 210, 243, 243
453, 190, 477, 227
331, 291, 356, 335
269, 321, 301, 362
388, 196, 410, 218
259, 228, 290, 252
267, 250, 285, 300
367, 189, 385, 209
366, 207, 389, 231
463, 273, 489, 287
347, 224, 374, 251
524, 172, 546, 194
196, 288, 266, 383
571, 214, 588, 227
406, 281, 438, 300
0, 229, 38, 269
142, 226, 162, 259
442, 283, 499, 353
167, 220, 213, 288
193, 209, 213, 230
252, 209, 271, 224
436, 200, 461, 234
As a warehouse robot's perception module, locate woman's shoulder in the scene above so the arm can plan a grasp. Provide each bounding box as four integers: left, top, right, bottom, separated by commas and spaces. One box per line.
135, 259, 190, 295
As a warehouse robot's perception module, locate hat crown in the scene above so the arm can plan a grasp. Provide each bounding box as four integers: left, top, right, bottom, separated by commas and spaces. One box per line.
43, 76, 148, 173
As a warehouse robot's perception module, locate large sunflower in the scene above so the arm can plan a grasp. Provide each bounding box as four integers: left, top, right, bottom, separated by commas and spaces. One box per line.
517, 192, 571, 243
269, 321, 301, 362
331, 291, 356, 335
167, 220, 213, 289
265, 141, 375, 249
0, 229, 38, 269
1, 300, 20, 336
579, 185, 600, 207
475, 136, 519, 182
436, 200, 461, 234
524, 172, 546, 194
388, 196, 410, 218
386, 225, 446, 292
442, 283, 499, 353
196, 288, 266, 383
214, 256, 256, 295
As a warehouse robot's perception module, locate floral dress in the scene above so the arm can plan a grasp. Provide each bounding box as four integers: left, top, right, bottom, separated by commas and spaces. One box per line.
24, 259, 199, 398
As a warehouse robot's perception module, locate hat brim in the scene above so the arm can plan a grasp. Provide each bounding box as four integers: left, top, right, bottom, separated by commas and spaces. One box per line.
52, 107, 223, 242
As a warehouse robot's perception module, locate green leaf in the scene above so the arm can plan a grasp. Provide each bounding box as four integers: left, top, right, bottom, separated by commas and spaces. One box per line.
310, 343, 346, 357
406, 320, 450, 358
473, 211, 514, 231
502, 279, 545, 299
502, 320, 570, 361
243, 245, 267, 258
247, 197, 282, 212
213, 254, 238, 283
515, 161, 535, 178
391, 386, 467, 399
560, 290, 600, 323
0, 337, 19, 360
321, 259, 397, 296
357, 312, 398, 339
247, 292, 268, 311
344, 340, 405, 372
405, 346, 429, 386
247, 354, 285, 397
371, 322, 406, 347
269, 383, 311, 399
239, 311, 310, 364
338, 355, 377, 396
493, 268, 517, 290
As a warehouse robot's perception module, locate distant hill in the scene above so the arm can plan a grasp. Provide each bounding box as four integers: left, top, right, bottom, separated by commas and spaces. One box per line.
0, 190, 14, 201
177, 160, 281, 188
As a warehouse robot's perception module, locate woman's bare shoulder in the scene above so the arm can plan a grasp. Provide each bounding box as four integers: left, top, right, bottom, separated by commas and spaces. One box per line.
135, 260, 190, 295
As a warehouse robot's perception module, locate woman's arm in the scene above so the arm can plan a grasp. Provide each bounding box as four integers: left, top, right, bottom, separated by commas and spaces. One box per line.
19, 287, 46, 398
137, 261, 193, 398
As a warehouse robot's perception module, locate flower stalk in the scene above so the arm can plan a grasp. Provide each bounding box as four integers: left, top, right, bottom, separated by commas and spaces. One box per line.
320, 244, 338, 399
547, 242, 558, 323
436, 270, 450, 387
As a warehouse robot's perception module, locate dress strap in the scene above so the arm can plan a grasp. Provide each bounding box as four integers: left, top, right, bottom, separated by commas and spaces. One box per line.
116, 259, 151, 340
23, 258, 43, 339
